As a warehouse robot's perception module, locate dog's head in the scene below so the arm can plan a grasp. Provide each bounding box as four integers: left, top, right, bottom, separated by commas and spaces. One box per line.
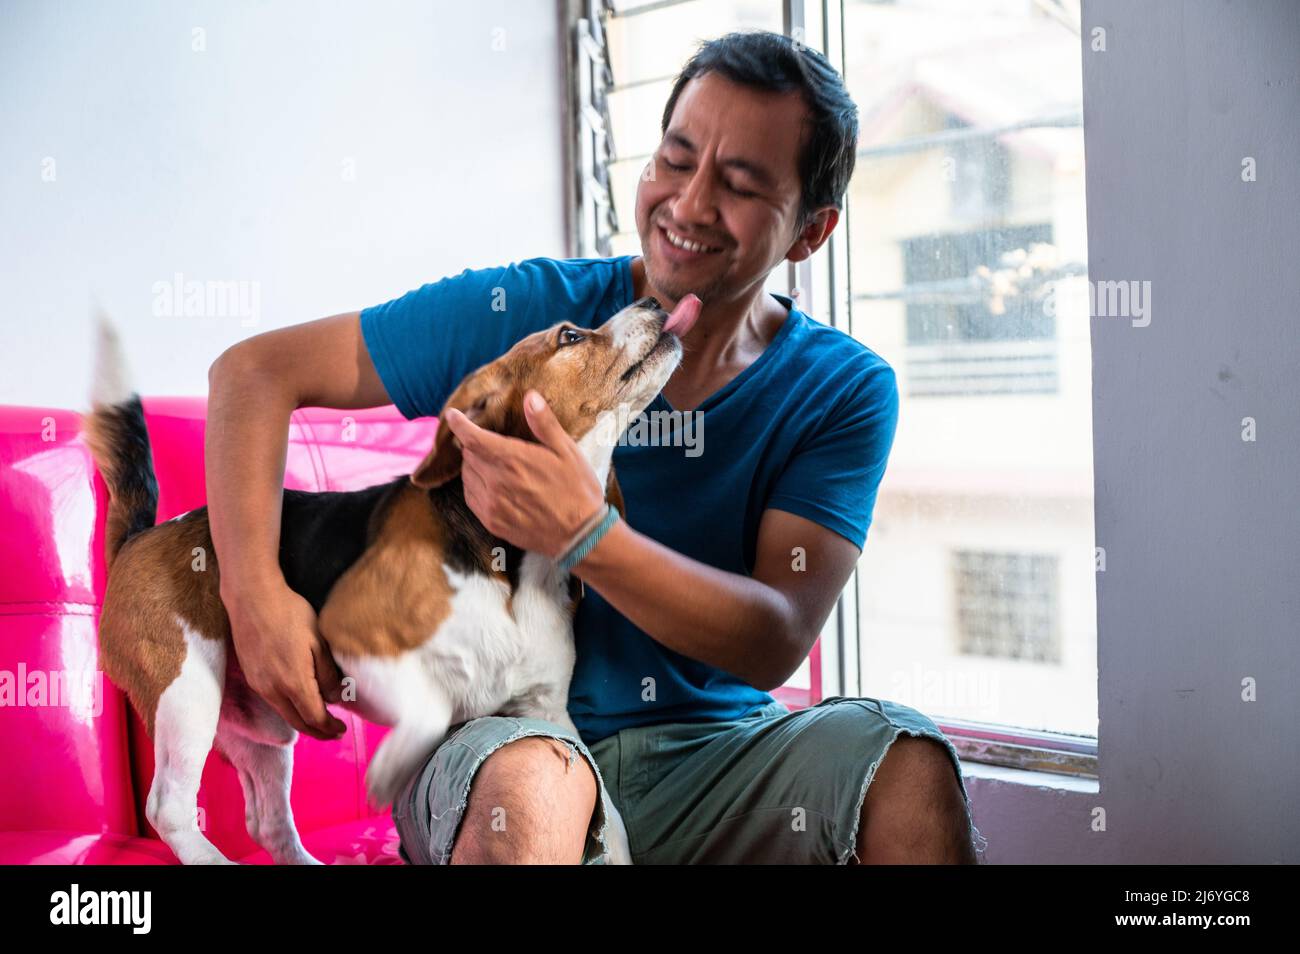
410, 293, 700, 490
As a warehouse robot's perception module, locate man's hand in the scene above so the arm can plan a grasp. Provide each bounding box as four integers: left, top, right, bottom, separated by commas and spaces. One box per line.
442, 389, 606, 557
224, 578, 348, 740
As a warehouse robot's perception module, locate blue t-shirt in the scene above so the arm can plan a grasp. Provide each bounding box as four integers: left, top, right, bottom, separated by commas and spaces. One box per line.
359, 255, 899, 744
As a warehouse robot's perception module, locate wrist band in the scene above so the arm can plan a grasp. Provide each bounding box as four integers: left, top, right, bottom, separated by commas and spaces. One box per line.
557, 501, 609, 555
557, 503, 619, 573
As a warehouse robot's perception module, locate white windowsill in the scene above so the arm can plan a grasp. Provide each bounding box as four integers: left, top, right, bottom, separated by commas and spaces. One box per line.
958, 759, 1099, 794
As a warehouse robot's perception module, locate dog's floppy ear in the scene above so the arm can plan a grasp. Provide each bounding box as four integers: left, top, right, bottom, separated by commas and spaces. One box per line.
410, 369, 508, 489
605, 465, 626, 521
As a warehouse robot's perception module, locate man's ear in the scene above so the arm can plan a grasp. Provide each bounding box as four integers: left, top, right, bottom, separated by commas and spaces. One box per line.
605, 465, 626, 521
788, 207, 837, 260
410, 371, 506, 489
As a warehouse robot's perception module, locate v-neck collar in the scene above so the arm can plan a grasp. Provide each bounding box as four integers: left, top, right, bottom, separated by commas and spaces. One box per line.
618, 255, 802, 415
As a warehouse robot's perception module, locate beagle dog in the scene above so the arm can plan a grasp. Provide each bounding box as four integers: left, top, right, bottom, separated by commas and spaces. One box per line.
84, 294, 700, 865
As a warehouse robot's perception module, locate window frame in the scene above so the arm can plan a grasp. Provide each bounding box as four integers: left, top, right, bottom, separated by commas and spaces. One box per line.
565, 0, 1098, 779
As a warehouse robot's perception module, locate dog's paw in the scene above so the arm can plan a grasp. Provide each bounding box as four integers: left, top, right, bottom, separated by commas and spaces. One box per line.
364, 757, 403, 813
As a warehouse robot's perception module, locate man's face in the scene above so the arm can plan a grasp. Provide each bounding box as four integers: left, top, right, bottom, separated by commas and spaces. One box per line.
635, 71, 813, 306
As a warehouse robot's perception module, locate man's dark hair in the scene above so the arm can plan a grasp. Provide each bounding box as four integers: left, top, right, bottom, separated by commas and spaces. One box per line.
660, 30, 859, 234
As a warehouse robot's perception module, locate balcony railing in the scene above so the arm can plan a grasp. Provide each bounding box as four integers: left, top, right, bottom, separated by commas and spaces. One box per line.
905, 339, 1059, 397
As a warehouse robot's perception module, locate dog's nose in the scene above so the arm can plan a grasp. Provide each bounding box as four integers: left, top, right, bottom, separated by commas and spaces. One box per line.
635, 296, 663, 313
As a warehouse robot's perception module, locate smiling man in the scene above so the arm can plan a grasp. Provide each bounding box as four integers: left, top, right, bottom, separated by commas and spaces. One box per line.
207, 31, 985, 865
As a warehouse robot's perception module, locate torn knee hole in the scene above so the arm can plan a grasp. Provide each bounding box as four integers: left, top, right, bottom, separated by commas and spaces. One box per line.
543, 737, 581, 771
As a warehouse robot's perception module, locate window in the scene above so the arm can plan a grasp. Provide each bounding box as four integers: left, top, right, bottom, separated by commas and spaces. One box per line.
953, 550, 1060, 663
900, 224, 1059, 396
569, 0, 1097, 775
567, 0, 619, 257
844, 0, 1096, 770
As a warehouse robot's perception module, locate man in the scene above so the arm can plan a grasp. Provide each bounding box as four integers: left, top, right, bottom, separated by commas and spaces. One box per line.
207, 31, 985, 864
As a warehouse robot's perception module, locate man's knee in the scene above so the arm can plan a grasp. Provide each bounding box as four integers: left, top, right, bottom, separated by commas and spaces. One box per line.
858, 735, 975, 863
875, 736, 960, 793
451, 736, 598, 864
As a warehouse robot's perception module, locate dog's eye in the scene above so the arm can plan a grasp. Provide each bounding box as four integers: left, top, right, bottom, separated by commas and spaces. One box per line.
558, 327, 586, 347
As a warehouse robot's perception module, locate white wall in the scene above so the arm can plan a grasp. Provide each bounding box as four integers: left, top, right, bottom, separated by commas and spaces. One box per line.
0, 0, 569, 409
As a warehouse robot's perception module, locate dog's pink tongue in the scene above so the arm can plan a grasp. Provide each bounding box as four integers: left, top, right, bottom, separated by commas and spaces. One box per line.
662, 294, 701, 337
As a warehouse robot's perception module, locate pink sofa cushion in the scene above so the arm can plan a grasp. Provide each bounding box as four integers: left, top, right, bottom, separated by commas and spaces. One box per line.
1, 398, 437, 861
0, 406, 138, 837
0, 816, 402, 865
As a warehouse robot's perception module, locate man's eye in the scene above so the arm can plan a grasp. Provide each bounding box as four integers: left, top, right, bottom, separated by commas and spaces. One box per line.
558, 327, 586, 347
662, 158, 688, 171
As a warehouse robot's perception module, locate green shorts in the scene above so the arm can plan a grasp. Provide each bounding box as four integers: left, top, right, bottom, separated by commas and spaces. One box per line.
392, 695, 987, 864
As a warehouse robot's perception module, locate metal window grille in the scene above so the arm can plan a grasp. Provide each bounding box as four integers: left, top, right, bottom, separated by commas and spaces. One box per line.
953, 550, 1061, 664
566, 0, 619, 258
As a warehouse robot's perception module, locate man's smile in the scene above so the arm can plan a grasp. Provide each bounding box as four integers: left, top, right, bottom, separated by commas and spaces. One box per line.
657, 221, 725, 259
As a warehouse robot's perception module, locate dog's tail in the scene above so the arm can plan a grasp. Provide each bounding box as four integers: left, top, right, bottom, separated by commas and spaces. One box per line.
82, 311, 159, 568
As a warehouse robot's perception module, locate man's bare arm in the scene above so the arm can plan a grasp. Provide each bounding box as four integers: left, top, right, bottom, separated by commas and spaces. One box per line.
573, 508, 860, 691
205, 311, 393, 739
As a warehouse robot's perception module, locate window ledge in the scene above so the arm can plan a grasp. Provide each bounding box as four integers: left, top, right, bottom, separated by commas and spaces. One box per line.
958, 759, 1099, 794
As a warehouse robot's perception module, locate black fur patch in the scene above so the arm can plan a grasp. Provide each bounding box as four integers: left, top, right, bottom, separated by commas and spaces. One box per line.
427, 477, 522, 590
105, 394, 160, 553
277, 477, 407, 613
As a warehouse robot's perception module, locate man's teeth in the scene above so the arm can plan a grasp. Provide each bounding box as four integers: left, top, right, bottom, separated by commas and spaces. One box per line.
664, 227, 719, 254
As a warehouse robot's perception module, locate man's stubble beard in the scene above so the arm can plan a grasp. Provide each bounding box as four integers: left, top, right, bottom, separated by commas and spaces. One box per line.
642, 241, 732, 308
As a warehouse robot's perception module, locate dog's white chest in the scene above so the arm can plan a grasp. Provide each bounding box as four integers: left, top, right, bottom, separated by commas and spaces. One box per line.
437, 553, 575, 721
335, 552, 575, 728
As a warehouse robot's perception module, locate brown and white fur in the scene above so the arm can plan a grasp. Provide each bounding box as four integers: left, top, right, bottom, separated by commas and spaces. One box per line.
84, 296, 691, 865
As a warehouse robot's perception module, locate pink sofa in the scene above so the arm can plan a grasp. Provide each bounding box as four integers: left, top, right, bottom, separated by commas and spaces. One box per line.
0, 397, 439, 864
0, 396, 819, 865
